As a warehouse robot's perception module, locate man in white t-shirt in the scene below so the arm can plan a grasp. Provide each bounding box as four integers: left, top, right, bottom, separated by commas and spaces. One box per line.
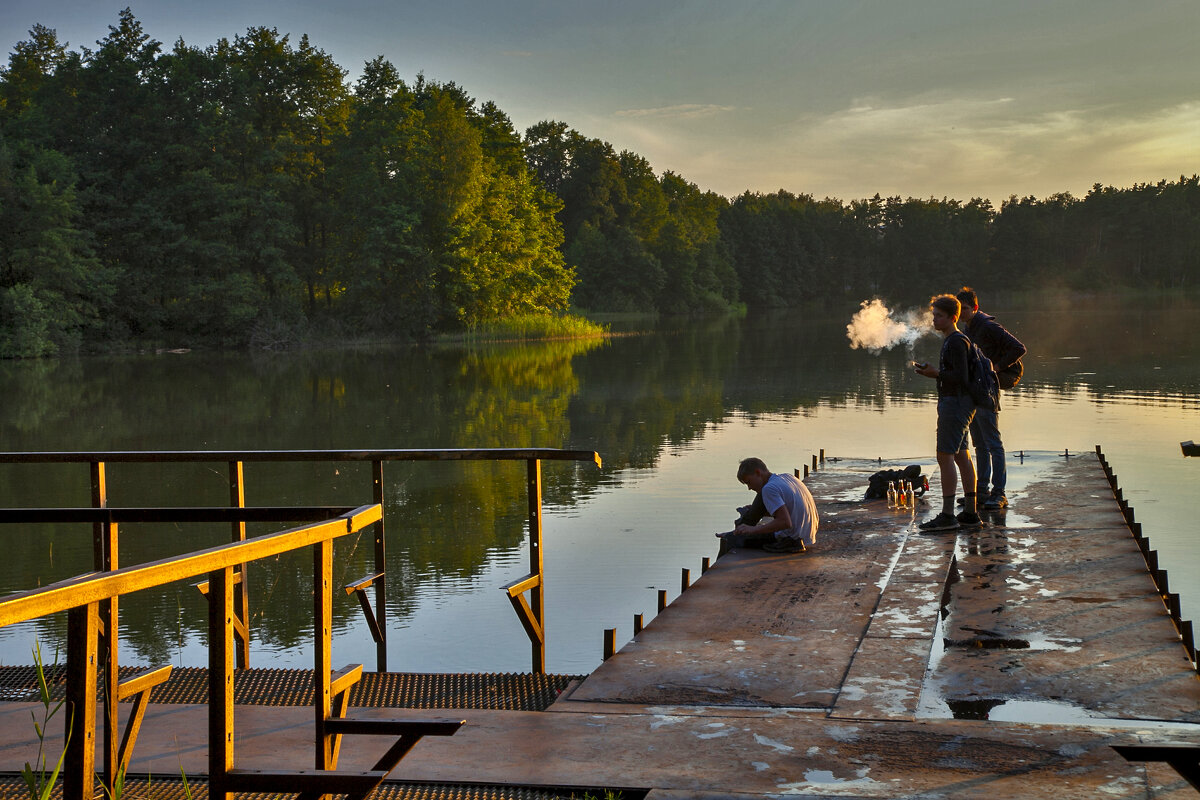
717, 457, 818, 554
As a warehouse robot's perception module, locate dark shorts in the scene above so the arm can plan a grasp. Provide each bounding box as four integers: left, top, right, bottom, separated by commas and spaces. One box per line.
936, 395, 976, 454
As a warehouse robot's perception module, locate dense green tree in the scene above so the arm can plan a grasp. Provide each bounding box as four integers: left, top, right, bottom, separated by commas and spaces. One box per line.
329, 58, 432, 333
412, 82, 572, 326
2, 11, 1198, 357
0, 23, 68, 118
0, 140, 108, 355
566, 222, 663, 311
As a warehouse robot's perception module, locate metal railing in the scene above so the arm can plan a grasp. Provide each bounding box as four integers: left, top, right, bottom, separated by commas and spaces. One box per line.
0, 448, 603, 674
0, 504, 472, 800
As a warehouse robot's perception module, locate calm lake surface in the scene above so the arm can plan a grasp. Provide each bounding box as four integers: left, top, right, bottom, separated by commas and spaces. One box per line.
1, 296, 1197, 675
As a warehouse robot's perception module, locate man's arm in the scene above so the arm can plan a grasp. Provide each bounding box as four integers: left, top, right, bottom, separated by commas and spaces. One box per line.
982, 319, 1027, 369
735, 499, 793, 536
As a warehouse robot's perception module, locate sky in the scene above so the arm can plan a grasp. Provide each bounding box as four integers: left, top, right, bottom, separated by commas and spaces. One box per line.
1, 0, 1196, 204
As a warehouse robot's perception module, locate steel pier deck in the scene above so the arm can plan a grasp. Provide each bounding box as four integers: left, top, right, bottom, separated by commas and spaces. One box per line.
2, 451, 1198, 798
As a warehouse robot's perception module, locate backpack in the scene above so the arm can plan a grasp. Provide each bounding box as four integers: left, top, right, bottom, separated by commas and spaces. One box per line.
864, 465, 929, 500
996, 360, 1023, 390
951, 331, 1000, 411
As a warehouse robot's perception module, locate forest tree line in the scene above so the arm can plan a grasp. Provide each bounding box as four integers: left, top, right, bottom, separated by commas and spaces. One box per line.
2, 10, 1198, 357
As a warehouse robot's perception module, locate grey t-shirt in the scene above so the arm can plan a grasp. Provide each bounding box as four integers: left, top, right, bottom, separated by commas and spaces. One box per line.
762, 472, 819, 546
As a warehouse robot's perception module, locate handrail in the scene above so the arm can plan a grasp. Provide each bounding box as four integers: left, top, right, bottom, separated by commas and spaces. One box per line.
0, 448, 603, 674
0, 448, 603, 467
0, 503, 463, 796
0, 506, 367, 524
0, 505, 381, 626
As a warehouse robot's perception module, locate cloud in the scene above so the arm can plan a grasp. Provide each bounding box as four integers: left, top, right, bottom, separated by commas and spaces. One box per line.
761, 93, 1200, 201
614, 103, 736, 120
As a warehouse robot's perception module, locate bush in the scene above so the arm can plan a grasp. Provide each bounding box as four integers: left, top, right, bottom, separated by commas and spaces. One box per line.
0, 285, 57, 358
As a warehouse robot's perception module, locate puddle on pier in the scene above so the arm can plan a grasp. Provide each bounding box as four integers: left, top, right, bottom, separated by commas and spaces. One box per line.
942, 697, 1200, 730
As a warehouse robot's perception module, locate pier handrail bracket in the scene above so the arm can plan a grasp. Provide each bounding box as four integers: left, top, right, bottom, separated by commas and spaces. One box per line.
344, 572, 387, 645
501, 573, 545, 646
114, 664, 174, 779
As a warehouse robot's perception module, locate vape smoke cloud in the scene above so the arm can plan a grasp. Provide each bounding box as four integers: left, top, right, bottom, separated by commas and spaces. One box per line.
846, 299, 932, 353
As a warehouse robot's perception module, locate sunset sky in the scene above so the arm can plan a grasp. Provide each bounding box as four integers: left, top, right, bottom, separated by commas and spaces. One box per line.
2, 0, 1196, 203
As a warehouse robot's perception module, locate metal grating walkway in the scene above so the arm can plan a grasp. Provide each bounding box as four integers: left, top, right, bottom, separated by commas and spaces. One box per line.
0, 666, 583, 711
0, 776, 635, 799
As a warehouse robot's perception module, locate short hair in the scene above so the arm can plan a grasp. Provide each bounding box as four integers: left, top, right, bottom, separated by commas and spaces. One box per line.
956, 286, 979, 311
930, 294, 960, 319
737, 457, 768, 479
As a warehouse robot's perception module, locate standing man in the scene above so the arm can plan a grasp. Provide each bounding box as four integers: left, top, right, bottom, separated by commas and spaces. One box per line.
914, 295, 981, 531
717, 457, 818, 554
956, 287, 1026, 509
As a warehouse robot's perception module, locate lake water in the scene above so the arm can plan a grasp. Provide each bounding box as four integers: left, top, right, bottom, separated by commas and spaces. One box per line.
0, 296, 1197, 675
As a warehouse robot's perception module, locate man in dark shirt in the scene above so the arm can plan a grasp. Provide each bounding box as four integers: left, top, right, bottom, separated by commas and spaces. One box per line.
956, 287, 1026, 509
914, 294, 981, 532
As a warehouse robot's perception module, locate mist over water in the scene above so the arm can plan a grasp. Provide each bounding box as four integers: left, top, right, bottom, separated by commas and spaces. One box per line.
846, 298, 932, 354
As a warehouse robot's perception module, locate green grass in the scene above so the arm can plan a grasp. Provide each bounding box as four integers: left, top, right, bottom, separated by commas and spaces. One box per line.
442, 313, 609, 343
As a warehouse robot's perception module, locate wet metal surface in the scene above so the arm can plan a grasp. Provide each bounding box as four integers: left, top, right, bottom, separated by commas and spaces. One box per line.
3, 452, 1199, 798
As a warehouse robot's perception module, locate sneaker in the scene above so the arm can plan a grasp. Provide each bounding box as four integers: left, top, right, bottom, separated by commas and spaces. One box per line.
956, 511, 983, 527
983, 493, 1008, 509
763, 538, 806, 554
918, 512, 960, 532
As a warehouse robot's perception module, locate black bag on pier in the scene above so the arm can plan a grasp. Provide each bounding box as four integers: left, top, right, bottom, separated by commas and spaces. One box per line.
864, 465, 928, 500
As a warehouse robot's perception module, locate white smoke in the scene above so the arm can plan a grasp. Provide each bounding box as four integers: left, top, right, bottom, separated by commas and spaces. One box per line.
846, 299, 932, 353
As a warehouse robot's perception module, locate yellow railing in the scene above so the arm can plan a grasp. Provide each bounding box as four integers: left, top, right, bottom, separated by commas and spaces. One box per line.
0, 448, 602, 673
0, 448, 602, 799
0, 504, 472, 800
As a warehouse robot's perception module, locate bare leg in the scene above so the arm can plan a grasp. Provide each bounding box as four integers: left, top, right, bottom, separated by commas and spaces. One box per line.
936, 451, 958, 497
954, 449, 976, 496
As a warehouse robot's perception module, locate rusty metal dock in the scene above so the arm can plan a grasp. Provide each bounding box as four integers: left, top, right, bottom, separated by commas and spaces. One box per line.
3, 449, 1199, 798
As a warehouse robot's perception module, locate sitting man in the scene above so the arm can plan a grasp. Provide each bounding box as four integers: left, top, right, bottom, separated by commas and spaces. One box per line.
717, 457, 818, 554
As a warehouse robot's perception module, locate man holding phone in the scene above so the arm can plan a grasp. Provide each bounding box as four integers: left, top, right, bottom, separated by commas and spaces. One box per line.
913, 294, 981, 532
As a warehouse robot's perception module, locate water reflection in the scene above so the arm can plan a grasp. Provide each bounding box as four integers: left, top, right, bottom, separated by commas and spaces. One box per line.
1, 297, 1199, 671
